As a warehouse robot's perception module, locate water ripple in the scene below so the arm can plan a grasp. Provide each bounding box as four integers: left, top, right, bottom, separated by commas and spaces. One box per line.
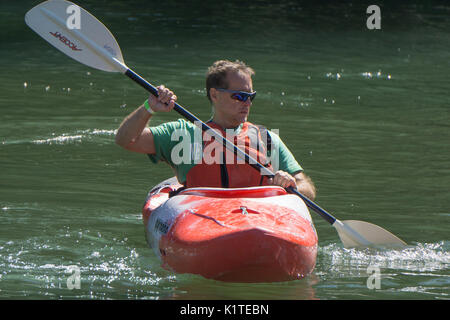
318, 241, 449, 274
30, 129, 117, 145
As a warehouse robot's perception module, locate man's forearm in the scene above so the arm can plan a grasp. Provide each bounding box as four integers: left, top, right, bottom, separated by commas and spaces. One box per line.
296, 174, 316, 201
115, 105, 151, 148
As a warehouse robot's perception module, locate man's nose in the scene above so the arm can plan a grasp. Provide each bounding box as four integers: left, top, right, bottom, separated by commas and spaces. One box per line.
243, 98, 252, 106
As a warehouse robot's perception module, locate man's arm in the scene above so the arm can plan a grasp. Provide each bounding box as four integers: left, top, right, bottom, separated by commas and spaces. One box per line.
115, 85, 177, 154
115, 104, 155, 154
293, 171, 316, 201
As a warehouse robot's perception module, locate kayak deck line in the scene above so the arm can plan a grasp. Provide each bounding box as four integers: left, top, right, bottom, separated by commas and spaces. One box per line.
187, 209, 228, 228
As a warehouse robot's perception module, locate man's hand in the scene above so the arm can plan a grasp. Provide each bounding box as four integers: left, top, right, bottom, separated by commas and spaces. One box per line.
267, 170, 296, 189
268, 171, 316, 200
148, 85, 177, 112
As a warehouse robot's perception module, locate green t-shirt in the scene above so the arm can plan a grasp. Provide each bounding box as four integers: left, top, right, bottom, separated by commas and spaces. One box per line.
148, 119, 303, 183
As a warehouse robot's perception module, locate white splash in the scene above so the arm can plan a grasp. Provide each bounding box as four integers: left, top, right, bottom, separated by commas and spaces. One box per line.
32, 129, 117, 145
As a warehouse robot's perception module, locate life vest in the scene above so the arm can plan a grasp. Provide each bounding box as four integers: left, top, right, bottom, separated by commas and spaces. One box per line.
184, 121, 273, 188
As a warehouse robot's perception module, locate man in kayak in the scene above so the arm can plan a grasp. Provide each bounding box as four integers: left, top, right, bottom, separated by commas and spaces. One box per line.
115, 60, 316, 200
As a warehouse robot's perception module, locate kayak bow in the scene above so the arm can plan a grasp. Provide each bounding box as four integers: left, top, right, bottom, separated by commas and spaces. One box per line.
143, 177, 318, 282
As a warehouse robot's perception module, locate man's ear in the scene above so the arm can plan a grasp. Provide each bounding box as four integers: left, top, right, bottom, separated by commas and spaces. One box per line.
209, 87, 218, 103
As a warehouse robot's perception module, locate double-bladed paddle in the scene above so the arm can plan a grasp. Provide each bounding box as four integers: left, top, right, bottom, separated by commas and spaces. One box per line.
25, 0, 407, 248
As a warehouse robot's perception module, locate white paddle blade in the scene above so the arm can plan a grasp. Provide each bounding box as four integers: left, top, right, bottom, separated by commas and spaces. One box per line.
334, 219, 407, 249
25, 0, 127, 73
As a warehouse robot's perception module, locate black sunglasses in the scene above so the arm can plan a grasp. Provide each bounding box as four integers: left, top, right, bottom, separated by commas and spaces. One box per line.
216, 88, 256, 102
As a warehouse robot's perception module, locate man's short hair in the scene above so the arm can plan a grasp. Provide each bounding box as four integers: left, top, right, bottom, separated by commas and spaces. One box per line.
206, 60, 255, 102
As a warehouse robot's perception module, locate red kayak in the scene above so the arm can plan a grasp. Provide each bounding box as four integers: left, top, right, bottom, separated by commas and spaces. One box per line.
142, 177, 318, 282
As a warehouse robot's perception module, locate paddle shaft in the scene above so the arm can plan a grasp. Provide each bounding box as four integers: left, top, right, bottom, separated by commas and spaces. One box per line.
125, 69, 338, 226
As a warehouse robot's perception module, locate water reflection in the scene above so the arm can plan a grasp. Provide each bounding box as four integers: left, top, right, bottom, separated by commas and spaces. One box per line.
165, 273, 319, 300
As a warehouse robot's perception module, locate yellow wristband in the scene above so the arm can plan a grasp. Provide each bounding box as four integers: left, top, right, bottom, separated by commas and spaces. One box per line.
144, 99, 155, 114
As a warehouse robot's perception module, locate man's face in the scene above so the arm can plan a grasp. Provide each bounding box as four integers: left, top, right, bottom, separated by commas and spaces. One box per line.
211, 71, 254, 128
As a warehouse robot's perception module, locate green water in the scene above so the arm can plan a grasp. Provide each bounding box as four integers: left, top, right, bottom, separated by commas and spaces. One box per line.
1, 0, 449, 300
